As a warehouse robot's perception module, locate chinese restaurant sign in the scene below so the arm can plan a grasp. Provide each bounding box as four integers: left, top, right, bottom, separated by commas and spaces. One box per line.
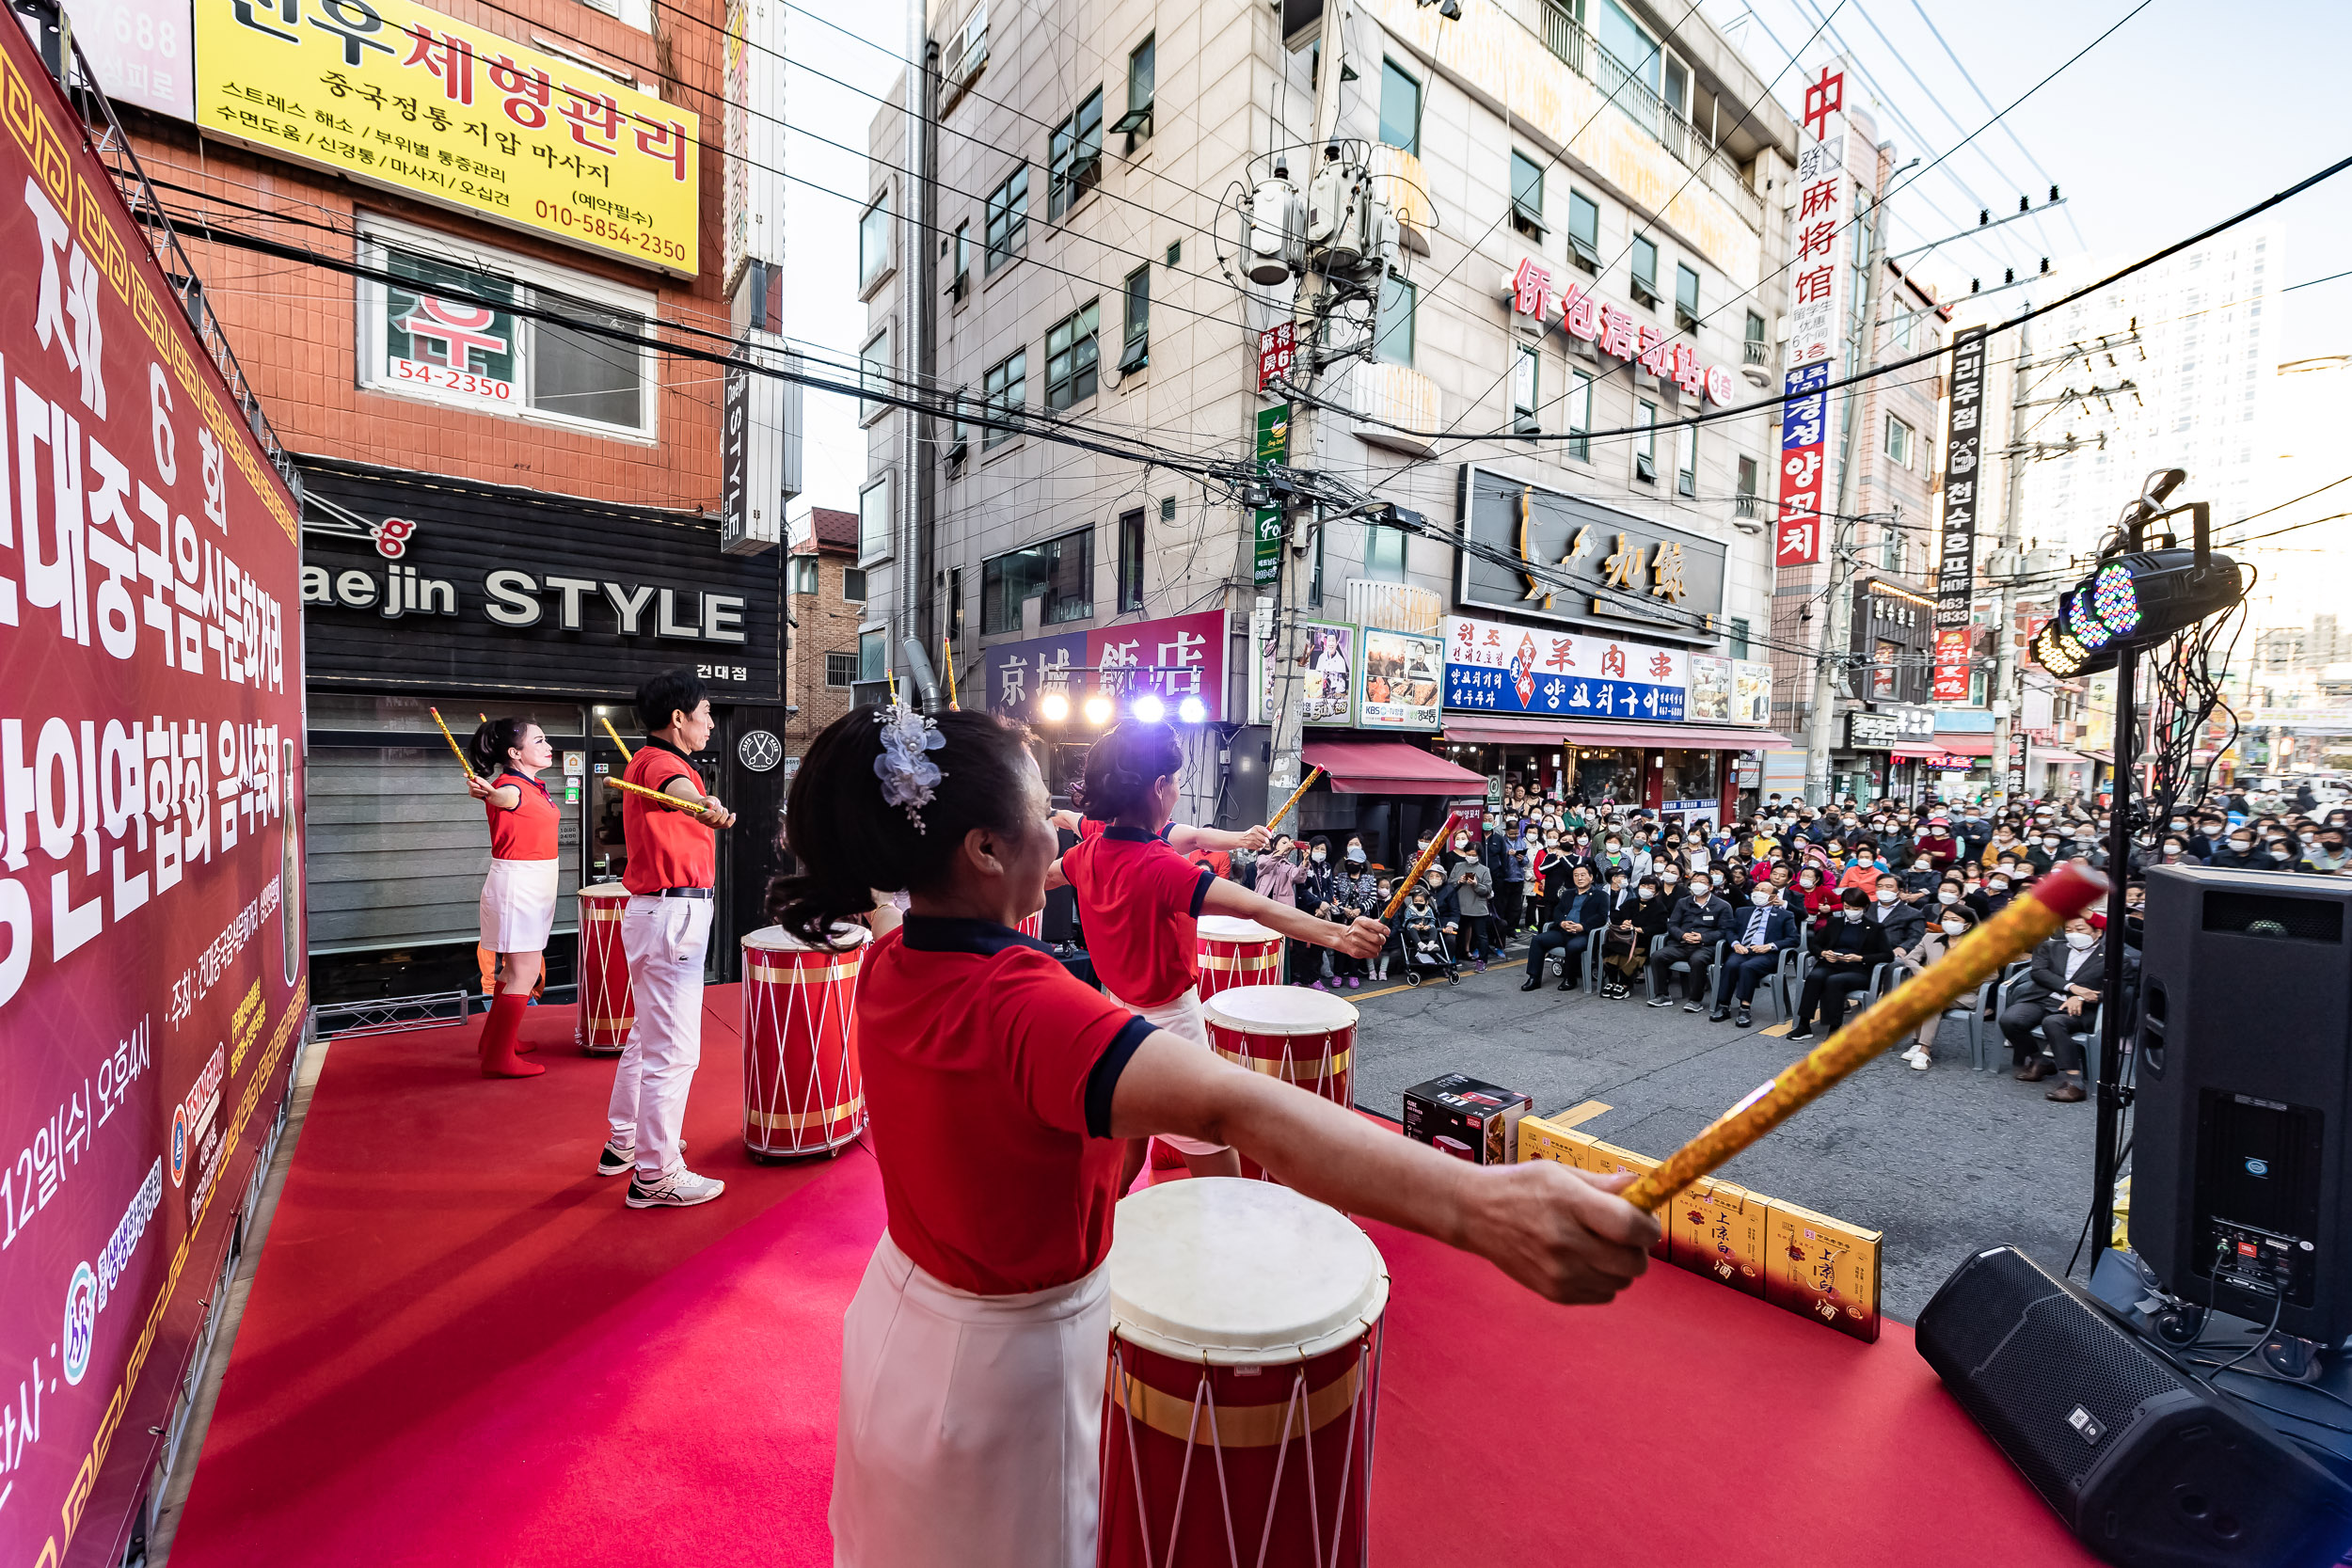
1443, 614, 1688, 722
0, 21, 309, 1567
1504, 257, 1739, 406
1455, 465, 1724, 641
195, 0, 699, 275
983, 610, 1228, 723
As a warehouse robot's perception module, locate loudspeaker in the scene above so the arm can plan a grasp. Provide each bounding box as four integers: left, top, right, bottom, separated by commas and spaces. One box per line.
1916, 1245, 2352, 1568
2133, 866, 2350, 1341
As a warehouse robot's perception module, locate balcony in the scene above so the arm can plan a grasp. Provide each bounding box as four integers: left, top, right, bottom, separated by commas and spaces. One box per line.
1741, 337, 1774, 386
1346, 362, 1443, 458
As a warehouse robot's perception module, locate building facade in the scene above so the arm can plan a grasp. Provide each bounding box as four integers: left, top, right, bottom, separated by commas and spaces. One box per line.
786, 507, 867, 760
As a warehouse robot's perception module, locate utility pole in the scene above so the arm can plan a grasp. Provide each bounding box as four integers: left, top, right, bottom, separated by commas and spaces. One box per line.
898, 0, 929, 669
1990, 308, 2033, 803
1263, 0, 1350, 801
913, 33, 939, 656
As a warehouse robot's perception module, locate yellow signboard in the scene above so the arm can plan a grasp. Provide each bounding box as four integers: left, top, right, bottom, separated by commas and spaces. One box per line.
194, 0, 698, 276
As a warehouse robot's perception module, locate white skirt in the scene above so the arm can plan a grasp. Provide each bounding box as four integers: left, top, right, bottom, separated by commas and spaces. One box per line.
830, 1232, 1109, 1568
1102, 984, 1227, 1156
478, 858, 559, 952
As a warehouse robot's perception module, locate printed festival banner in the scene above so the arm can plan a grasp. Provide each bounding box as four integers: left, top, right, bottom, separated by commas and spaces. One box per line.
1442, 613, 1687, 723
0, 25, 309, 1566
1356, 626, 1443, 732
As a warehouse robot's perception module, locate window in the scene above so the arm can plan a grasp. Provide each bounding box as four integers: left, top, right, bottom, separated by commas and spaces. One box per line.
1736, 453, 1758, 507
1117, 508, 1145, 612
1049, 89, 1104, 220
1114, 34, 1154, 144
1374, 275, 1416, 366
859, 325, 891, 424
983, 350, 1025, 449
1891, 306, 1916, 353
1885, 414, 1915, 467
1378, 58, 1421, 155
1512, 345, 1539, 434
1566, 189, 1599, 271
984, 166, 1027, 274
947, 566, 963, 641
858, 628, 886, 683
1872, 639, 1899, 698
1677, 425, 1696, 498
1120, 265, 1150, 372
858, 187, 893, 293
789, 556, 818, 594
1510, 150, 1545, 237
858, 474, 892, 562
1634, 401, 1657, 482
1045, 302, 1099, 408
946, 387, 971, 464
1629, 235, 1659, 306
1968, 668, 1989, 705
1675, 262, 1700, 331
948, 221, 970, 297
360, 229, 655, 438
1565, 369, 1593, 461
843, 566, 868, 601
1728, 617, 1751, 660
1364, 523, 1406, 582
1308, 519, 1326, 609
980, 528, 1092, 635
1744, 309, 1766, 345
826, 652, 859, 688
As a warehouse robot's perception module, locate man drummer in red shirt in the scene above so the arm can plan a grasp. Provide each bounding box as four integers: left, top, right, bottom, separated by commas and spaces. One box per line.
598, 671, 739, 1208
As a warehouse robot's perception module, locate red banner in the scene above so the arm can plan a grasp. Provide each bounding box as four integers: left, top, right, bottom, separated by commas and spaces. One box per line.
1931, 627, 1972, 703
1087, 610, 1228, 719
0, 26, 307, 1567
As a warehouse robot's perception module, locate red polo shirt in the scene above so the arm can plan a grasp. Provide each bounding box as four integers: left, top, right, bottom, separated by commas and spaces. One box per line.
486, 770, 559, 861
1061, 825, 1216, 1008
859, 918, 1152, 1294
620, 740, 714, 894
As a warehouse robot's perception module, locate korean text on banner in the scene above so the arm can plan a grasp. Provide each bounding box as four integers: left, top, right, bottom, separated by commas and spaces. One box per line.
195, 0, 699, 276
1936, 326, 1988, 629
0, 19, 310, 1568
1443, 614, 1687, 722
1773, 361, 1829, 567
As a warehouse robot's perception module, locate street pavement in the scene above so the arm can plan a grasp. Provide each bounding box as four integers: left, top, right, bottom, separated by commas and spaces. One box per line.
1335, 940, 2100, 1323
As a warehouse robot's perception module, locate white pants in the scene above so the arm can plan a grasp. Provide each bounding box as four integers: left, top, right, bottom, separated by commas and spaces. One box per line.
1102, 985, 1227, 1156
607, 895, 712, 1180
831, 1232, 1108, 1568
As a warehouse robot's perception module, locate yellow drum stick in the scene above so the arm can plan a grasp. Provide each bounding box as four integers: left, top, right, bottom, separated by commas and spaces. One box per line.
428, 707, 476, 779
600, 715, 635, 761
1618, 863, 2108, 1212
1379, 811, 1459, 926
602, 774, 725, 826
1264, 767, 1325, 834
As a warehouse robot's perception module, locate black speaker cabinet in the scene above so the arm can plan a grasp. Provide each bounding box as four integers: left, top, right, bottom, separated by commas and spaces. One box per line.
1917, 1245, 2352, 1567
2133, 866, 2349, 1341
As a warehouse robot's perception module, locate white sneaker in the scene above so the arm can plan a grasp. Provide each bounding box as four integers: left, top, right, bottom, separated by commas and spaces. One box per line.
626, 1167, 726, 1209
1901, 1044, 1930, 1070
596, 1140, 636, 1178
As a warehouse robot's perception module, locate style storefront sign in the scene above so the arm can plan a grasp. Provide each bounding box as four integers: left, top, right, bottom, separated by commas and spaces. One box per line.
1455, 466, 1727, 642
1444, 613, 1688, 722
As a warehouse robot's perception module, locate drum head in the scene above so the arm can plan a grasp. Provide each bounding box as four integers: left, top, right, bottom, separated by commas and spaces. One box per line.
578, 880, 630, 901
1196, 914, 1279, 943
1202, 983, 1358, 1035
1108, 1179, 1389, 1364
742, 921, 871, 953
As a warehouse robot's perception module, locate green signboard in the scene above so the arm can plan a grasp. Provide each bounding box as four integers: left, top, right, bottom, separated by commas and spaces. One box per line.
1254, 404, 1289, 589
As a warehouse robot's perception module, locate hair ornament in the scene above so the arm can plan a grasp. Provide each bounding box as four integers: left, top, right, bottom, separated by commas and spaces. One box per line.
873, 704, 946, 831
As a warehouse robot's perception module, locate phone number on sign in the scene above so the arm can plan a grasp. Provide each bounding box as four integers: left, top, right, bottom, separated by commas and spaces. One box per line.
530, 200, 690, 263
388, 357, 516, 404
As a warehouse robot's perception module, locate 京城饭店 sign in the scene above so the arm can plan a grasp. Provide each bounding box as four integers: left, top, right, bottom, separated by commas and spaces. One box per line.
1504, 258, 1739, 406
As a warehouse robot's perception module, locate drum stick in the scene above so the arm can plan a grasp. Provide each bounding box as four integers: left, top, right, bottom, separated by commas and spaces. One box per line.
1264, 767, 1324, 834
1379, 811, 1457, 926
600, 715, 635, 762
944, 632, 960, 710
427, 707, 476, 779
1617, 863, 2108, 1212
602, 774, 725, 826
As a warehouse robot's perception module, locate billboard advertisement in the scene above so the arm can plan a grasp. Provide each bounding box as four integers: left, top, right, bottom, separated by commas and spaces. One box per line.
1357, 626, 1442, 731
1248, 613, 1351, 726
1442, 614, 1687, 722
0, 27, 308, 1566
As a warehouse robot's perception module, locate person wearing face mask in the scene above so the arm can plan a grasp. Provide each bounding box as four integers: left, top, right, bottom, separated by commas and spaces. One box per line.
1899, 850, 1940, 901
1398, 883, 1459, 984
2302, 828, 2351, 876
1523, 863, 1606, 991
2206, 825, 2260, 870
1972, 868, 2016, 922
1486, 817, 1526, 939
1325, 841, 1380, 988
1869, 872, 1926, 962
1836, 839, 1884, 895
1786, 888, 1892, 1042
1708, 884, 1797, 1026
1538, 832, 1576, 909
1894, 901, 1981, 1068
1601, 876, 1671, 998
2187, 815, 2226, 860
1912, 816, 1958, 872
1792, 867, 1835, 932
1997, 915, 2120, 1101
2264, 834, 2302, 870
1651, 873, 1733, 1013
1453, 854, 1496, 970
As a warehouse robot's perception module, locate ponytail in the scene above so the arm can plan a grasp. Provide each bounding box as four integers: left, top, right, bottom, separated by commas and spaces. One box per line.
469, 717, 530, 777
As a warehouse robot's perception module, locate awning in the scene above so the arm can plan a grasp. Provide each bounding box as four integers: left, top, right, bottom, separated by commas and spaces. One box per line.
1441, 716, 1791, 751
1922, 734, 1994, 758
1889, 742, 1943, 760
2080, 750, 2114, 765
1301, 740, 1489, 796
2038, 749, 2090, 767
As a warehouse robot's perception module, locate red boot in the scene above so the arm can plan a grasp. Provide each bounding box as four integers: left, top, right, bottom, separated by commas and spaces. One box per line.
478, 993, 544, 1078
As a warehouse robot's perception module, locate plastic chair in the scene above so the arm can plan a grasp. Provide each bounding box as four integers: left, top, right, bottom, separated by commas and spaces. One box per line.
1646, 934, 1727, 1002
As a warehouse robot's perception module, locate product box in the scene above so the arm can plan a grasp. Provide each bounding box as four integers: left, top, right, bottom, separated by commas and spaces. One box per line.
1403, 1075, 1531, 1166
1578, 1139, 1675, 1260
1668, 1175, 1771, 1298
1763, 1198, 1883, 1343
1517, 1112, 1599, 1168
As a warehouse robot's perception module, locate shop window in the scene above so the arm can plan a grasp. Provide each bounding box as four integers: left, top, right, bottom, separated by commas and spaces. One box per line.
826, 652, 859, 687
1873, 638, 1899, 697
981, 527, 1092, 634
359, 223, 655, 439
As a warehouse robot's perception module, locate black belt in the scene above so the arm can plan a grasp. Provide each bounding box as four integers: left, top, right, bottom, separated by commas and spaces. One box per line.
652, 887, 712, 900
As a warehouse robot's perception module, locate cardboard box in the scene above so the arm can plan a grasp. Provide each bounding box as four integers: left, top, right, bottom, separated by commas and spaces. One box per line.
1575, 1139, 1675, 1261
1763, 1198, 1883, 1343
1517, 1112, 1599, 1168
1404, 1075, 1531, 1166
1668, 1175, 1771, 1298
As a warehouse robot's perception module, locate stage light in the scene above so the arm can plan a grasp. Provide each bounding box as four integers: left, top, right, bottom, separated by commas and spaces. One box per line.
2032, 546, 2245, 678
1083, 695, 1113, 725
1039, 691, 1070, 722
1133, 693, 1166, 723
1177, 695, 1207, 723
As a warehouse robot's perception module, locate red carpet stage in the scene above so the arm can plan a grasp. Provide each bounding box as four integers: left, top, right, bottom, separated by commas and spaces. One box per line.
167, 990, 2095, 1566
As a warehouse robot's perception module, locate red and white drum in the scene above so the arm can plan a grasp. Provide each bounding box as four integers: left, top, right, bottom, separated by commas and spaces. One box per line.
1100, 1179, 1389, 1568
1202, 986, 1358, 1180
740, 923, 868, 1160
575, 882, 632, 1056
1017, 910, 1044, 939
1194, 914, 1282, 999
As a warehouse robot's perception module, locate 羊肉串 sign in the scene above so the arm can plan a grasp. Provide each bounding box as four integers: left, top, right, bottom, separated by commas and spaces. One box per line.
195, 0, 699, 275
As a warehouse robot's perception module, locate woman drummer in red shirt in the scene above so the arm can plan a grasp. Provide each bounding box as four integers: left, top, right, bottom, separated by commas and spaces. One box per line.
464, 718, 560, 1079
772, 704, 1657, 1568
1056, 720, 1387, 1180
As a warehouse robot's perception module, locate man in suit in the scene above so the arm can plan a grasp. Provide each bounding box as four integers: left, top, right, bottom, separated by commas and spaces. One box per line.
1870, 871, 1926, 965
1997, 915, 2116, 1102
1710, 883, 1798, 1026
1523, 863, 1607, 991
1650, 872, 1734, 1013
1788, 887, 1893, 1041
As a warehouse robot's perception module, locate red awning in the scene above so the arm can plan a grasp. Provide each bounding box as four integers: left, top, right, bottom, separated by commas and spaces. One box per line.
1920, 733, 1994, 757
1441, 716, 1791, 751
2039, 750, 2090, 766
1301, 740, 1489, 796
1889, 742, 1943, 760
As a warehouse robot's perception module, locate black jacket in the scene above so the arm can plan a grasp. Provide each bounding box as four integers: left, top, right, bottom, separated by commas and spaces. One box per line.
2014, 934, 2125, 1010
1667, 894, 1736, 947
1807, 912, 1891, 972
1549, 886, 1609, 933
1870, 897, 1927, 955
1611, 893, 1672, 942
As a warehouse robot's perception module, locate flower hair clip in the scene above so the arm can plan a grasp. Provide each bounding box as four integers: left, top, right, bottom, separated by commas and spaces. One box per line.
873, 704, 946, 831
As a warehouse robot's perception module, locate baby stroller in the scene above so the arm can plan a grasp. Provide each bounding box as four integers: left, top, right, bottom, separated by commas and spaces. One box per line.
1398, 907, 1461, 987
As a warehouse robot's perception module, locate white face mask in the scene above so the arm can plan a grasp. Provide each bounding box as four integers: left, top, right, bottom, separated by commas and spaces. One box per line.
2066, 931, 2095, 951
1938, 890, 1961, 905
1454, 837, 1469, 849
1913, 859, 1931, 871
1692, 881, 1711, 895
1661, 874, 1679, 885
1940, 919, 1966, 935
2042, 837, 2059, 847
1989, 879, 2009, 893
1311, 850, 1326, 863
1751, 890, 1772, 906
1875, 890, 1897, 904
